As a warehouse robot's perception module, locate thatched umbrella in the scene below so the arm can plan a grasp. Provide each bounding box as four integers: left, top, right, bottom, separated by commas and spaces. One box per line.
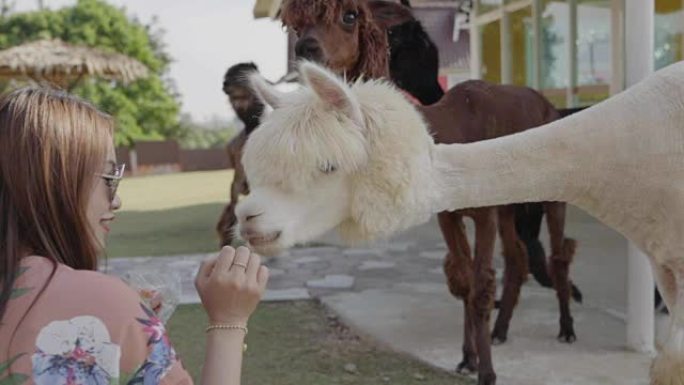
0, 39, 149, 90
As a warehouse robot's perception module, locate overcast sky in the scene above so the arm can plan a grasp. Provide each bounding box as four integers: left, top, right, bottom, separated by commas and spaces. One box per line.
15, 0, 288, 123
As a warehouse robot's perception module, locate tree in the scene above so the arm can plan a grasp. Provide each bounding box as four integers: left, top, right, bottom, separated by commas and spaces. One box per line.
0, 0, 181, 146
178, 113, 237, 150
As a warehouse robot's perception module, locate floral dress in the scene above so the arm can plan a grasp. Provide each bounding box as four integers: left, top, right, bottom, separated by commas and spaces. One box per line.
0, 256, 193, 385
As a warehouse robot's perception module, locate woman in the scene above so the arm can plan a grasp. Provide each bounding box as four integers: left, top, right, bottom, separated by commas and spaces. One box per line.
0, 87, 269, 385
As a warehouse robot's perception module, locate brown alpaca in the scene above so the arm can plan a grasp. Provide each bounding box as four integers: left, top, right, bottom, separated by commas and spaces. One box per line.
280, 1, 578, 384
281, 0, 389, 80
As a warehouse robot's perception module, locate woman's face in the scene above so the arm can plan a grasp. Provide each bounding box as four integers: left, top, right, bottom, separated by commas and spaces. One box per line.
86, 142, 122, 251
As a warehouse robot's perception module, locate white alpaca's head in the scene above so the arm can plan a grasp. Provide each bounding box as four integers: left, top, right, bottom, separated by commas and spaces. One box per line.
236, 62, 436, 255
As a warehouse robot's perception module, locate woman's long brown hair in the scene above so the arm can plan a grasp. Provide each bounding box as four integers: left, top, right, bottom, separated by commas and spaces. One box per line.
0, 87, 114, 321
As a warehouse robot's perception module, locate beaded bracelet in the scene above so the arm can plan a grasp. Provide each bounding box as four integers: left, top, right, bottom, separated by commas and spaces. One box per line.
205, 324, 248, 336
205, 324, 248, 352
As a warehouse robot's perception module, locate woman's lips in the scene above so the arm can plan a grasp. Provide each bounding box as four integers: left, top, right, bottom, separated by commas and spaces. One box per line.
101, 217, 115, 232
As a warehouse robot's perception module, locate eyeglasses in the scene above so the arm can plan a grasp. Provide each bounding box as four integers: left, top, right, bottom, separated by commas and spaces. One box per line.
97, 163, 126, 203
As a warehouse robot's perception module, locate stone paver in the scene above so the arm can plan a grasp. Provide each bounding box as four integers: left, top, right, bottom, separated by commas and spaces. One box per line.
293, 256, 322, 264
263, 288, 311, 302
306, 274, 355, 289
358, 261, 396, 270
267, 268, 286, 277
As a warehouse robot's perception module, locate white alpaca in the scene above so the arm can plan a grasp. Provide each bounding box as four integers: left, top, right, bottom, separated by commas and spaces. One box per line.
236, 61, 684, 384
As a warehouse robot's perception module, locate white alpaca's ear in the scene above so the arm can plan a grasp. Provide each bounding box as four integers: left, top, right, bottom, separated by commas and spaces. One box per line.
249, 73, 285, 109
300, 62, 364, 127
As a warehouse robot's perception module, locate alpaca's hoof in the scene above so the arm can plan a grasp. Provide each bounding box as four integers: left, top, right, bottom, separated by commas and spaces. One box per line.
557, 328, 577, 343
456, 359, 477, 375
558, 331, 577, 344
491, 335, 507, 345
477, 371, 497, 385
651, 351, 684, 385
491, 329, 508, 345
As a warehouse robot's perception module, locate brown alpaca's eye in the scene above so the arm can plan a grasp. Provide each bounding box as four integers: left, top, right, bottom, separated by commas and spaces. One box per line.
342, 11, 359, 25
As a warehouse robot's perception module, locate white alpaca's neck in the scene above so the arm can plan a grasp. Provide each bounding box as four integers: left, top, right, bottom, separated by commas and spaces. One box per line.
431, 118, 587, 209
428, 63, 684, 255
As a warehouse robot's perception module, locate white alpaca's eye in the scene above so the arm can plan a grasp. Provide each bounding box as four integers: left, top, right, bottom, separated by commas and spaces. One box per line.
320, 162, 337, 174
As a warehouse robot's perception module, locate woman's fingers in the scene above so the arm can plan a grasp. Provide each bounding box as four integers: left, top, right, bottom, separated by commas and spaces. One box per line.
257, 265, 270, 292
245, 252, 261, 279
229, 246, 250, 273
214, 246, 237, 276
195, 245, 269, 324
195, 255, 218, 289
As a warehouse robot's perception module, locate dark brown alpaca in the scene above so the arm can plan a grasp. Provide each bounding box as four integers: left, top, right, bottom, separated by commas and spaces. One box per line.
216, 62, 264, 246
280, 1, 579, 384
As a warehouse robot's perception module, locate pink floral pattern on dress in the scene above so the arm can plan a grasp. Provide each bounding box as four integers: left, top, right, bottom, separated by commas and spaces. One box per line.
127, 304, 178, 385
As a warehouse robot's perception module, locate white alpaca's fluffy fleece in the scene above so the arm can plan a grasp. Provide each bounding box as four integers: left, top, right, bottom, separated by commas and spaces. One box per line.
241, 62, 439, 243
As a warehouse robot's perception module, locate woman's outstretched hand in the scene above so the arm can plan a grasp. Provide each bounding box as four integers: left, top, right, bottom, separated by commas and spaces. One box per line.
195, 246, 269, 325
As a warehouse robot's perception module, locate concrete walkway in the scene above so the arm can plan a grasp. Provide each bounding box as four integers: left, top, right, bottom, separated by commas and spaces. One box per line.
104, 205, 665, 384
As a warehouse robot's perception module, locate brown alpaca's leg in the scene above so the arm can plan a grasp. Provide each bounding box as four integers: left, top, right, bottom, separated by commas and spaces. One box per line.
491, 205, 529, 345
545, 202, 577, 343
438, 212, 477, 374
651, 263, 684, 385
470, 209, 497, 385
445, 250, 479, 375
216, 202, 237, 247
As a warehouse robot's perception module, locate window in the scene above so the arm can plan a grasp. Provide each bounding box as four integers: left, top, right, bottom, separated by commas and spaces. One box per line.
473, 0, 618, 107
575, 0, 612, 105
480, 20, 502, 84
655, 0, 684, 69
510, 5, 534, 87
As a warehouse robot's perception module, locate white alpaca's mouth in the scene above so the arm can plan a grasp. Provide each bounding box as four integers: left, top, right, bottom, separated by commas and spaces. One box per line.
245, 231, 284, 256
247, 231, 281, 247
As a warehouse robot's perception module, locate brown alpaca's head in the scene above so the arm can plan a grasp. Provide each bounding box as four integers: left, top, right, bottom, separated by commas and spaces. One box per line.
281, 0, 389, 81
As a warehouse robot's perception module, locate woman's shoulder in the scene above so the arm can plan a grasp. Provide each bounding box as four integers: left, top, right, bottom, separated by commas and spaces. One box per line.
23, 256, 143, 314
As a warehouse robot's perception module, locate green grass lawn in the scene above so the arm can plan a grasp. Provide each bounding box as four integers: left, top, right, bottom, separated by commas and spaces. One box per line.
168, 301, 472, 385
106, 170, 234, 257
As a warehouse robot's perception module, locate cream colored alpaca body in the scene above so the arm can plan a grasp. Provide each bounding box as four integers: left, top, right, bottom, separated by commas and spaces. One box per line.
432, 65, 684, 267
236, 62, 684, 384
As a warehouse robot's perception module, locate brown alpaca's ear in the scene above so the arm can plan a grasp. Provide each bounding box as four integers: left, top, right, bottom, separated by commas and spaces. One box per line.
249, 73, 284, 109
300, 62, 364, 127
